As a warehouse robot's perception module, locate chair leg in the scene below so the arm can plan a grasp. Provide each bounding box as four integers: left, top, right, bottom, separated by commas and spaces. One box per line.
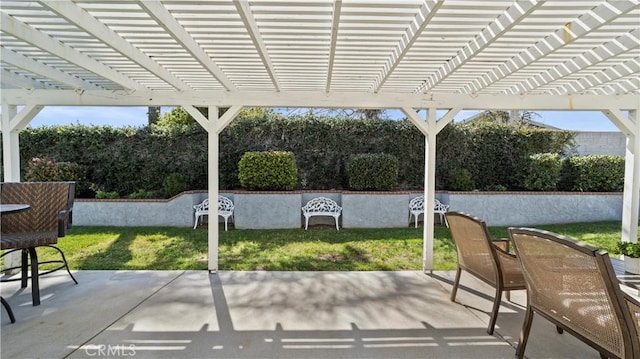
1, 297, 15, 323
487, 287, 503, 335
516, 306, 535, 359
224, 217, 228, 231
21, 249, 28, 288
450, 267, 462, 301
505, 290, 511, 302
28, 247, 40, 306
48, 245, 78, 285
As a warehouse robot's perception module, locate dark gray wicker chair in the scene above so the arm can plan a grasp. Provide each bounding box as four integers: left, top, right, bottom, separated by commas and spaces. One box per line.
445, 211, 526, 335
1, 182, 78, 306
509, 227, 640, 359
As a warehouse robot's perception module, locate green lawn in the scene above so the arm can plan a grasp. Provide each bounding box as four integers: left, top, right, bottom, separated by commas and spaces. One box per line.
35, 221, 628, 271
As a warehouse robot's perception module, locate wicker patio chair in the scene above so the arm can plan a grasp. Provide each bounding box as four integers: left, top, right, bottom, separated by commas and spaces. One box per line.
1, 182, 78, 306
509, 227, 640, 359
445, 211, 526, 335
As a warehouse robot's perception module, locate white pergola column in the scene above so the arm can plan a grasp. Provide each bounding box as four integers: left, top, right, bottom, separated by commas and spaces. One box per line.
605, 109, 640, 245
1, 103, 44, 181
182, 104, 243, 272
403, 107, 460, 271
1, 102, 43, 270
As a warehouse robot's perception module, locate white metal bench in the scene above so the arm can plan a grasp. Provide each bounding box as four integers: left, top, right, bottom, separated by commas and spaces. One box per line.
409, 196, 450, 228
302, 196, 342, 230
193, 195, 235, 231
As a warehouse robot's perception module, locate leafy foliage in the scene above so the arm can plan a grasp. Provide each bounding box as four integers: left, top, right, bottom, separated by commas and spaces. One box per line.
162, 173, 187, 198
619, 241, 640, 258
563, 155, 624, 192
523, 153, 563, 191
129, 189, 154, 199
448, 168, 475, 191
346, 153, 399, 191
238, 151, 298, 190
11, 114, 580, 196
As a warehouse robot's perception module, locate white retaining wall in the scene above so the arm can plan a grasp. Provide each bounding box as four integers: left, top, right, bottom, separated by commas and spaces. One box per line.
74, 191, 625, 228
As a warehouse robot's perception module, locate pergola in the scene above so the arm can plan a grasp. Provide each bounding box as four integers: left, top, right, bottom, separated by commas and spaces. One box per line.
1, 1, 639, 272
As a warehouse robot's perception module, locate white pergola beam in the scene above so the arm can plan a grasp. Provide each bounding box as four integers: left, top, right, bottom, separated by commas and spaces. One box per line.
417, 0, 542, 93
0, 69, 51, 89
560, 58, 640, 95
9, 104, 44, 132
603, 108, 636, 136
466, 1, 639, 93
0, 12, 142, 91
510, 29, 640, 94
138, 1, 236, 91
234, 0, 281, 92
3, 90, 638, 111
39, 0, 188, 91
1, 48, 102, 91
373, 0, 442, 92
325, 0, 342, 92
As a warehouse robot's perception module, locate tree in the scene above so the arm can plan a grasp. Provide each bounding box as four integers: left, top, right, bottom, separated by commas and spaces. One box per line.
147, 106, 161, 125
472, 110, 541, 127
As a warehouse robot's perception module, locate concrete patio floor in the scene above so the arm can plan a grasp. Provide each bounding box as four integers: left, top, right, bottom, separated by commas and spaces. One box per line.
1, 270, 607, 359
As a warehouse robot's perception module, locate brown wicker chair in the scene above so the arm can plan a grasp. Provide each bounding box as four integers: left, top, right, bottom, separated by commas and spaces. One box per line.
445, 211, 526, 335
509, 227, 640, 359
1, 182, 78, 306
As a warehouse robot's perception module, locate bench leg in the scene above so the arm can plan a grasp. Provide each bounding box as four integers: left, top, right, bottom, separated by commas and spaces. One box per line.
193, 214, 199, 229
334, 216, 339, 231
304, 216, 309, 230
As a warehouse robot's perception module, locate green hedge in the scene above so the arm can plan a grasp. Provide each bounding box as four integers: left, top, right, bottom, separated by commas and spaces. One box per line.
5, 115, 580, 197
522, 153, 563, 191
563, 155, 625, 192
238, 151, 298, 190
346, 153, 399, 191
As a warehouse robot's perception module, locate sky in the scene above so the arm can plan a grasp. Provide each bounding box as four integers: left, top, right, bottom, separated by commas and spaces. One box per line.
21, 106, 622, 131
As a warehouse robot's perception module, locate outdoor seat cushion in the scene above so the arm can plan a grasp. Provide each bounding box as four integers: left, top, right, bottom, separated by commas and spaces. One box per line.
0, 231, 58, 250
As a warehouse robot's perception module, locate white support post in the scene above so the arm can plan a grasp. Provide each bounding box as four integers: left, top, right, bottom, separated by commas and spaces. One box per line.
423, 109, 437, 272
621, 110, 639, 245
1, 102, 20, 182
403, 107, 459, 272
1, 102, 43, 271
182, 105, 242, 273
208, 106, 220, 272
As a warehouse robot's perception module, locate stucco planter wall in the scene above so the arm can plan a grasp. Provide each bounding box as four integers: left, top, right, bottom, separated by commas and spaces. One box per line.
233, 192, 301, 229
74, 190, 626, 229
341, 192, 412, 228
447, 192, 623, 226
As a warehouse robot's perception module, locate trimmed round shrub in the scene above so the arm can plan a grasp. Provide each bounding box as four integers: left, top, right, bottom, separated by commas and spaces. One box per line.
238, 151, 298, 190
346, 153, 399, 191
162, 173, 187, 197
448, 168, 475, 191
523, 153, 563, 191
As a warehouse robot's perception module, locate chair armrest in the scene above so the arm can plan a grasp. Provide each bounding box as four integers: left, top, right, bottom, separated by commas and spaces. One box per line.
622, 291, 640, 334
58, 210, 68, 237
